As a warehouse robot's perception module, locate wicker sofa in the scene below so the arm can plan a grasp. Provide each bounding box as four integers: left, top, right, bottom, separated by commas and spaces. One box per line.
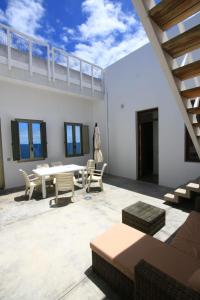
90, 211, 200, 299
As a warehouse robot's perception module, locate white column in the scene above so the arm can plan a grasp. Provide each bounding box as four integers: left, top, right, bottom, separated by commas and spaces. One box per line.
29, 40, 33, 76
80, 60, 83, 91
47, 45, 51, 81
7, 29, 11, 70
52, 48, 55, 82
91, 65, 94, 96
67, 55, 70, 87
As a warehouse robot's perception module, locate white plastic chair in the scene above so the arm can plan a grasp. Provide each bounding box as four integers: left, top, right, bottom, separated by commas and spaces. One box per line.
50, 161, 63, 167
87, 163, 107, 192
54, 172, 75, 204
19, 169, 41, 200
78, 159, 95, 183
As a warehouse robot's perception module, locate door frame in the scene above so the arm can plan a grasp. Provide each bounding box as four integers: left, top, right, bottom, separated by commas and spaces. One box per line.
136, 107, 159, 183
0, 119, 5, 189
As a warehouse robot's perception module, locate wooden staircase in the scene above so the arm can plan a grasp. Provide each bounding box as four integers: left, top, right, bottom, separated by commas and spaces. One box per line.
164, 177, 200, 203
131, 0, 200, 158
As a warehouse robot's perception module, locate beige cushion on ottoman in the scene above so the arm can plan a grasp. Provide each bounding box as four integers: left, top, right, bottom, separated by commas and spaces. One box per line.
90, 223, 200, 287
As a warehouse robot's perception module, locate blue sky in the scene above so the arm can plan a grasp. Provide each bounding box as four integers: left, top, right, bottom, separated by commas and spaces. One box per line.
0, 0, 149, 68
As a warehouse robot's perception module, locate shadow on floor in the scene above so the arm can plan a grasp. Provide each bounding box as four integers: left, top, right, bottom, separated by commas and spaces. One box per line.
104, 174, 171, 200
85, 267, 120, 300
86, 187, 102, 193
14, 185, 83, 202
104, 175, 198, 214
49, 197, 72, 208
163, 197, 195, 213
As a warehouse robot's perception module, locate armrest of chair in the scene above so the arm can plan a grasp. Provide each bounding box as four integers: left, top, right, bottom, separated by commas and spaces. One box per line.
90, 170, 102, 176
135, 260, 199, 300
29, 176, 40, 183
28, 174, 36, 179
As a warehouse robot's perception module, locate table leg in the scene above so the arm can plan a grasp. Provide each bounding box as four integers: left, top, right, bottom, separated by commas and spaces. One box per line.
82, 170, 85, 188
41, 176, 46, 198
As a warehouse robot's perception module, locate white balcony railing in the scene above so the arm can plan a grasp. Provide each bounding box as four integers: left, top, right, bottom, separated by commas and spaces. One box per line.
0, 23, 104, 98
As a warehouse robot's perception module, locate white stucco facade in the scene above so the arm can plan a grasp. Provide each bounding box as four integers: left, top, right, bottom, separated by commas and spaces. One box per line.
103, 43, 200, 188
0, 80, 95, 188
0, 41, 199, 189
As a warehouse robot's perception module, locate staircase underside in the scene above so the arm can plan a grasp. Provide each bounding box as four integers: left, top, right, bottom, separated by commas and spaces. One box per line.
164, 178, 200, 204
132, 0, 200, 158
150, 0, 200, 30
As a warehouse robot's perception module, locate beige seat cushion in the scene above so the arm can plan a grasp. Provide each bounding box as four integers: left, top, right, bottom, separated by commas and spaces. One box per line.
171, 211, 200, 258
188, 269, 200, 293
90, 223, 200, 286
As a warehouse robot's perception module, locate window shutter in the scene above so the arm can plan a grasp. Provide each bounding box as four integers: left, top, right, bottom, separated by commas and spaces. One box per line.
82, 125, 90, 154
11, 120, 20, 161
41, 122, 47, 158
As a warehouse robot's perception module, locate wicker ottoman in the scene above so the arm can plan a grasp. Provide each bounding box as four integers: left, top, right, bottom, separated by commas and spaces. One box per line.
122, 201, 165, 235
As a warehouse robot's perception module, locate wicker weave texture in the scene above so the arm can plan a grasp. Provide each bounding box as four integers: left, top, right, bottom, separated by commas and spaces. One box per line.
135, 260, 200, 300
92, 251, 135, 299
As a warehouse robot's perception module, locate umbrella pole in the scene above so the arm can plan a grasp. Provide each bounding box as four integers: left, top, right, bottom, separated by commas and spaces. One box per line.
93, 123, 98, 167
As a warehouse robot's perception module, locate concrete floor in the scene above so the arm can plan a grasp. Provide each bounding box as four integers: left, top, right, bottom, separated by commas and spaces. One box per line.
0, 175, 192, 300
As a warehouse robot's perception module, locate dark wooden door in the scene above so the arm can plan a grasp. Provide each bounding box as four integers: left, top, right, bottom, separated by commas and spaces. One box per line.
138, 108, 158, 183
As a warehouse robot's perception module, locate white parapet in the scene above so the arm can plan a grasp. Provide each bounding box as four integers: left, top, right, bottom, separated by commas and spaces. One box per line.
0, 23, 104, 101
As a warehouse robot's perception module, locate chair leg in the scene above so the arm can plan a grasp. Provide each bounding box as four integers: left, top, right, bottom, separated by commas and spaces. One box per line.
100, 180, 103, 191
71, 188, 75, 202
29, 185, 34, 200
55, 187, 58, 204
25, 187, 28, 196
88, 180, 91, 192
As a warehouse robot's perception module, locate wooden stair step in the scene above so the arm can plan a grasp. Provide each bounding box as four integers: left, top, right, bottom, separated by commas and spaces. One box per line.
162, 24, 200, 58
164, 193, 179, 203
175, 187, 190, 198
150, 0, 200, 31
187, 107, 200, 114
181, 87, 200, 98
193, 122, 200, 128
173, 60, 200, 80
186, 182, 200, 191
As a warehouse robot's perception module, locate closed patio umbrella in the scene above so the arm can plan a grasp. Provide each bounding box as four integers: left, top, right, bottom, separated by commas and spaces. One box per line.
93, 123, 103, 163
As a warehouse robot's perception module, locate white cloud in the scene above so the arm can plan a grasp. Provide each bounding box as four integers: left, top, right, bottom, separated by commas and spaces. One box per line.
0, 0, 45, 37
67, 0, 149, 68
60, 27, 75, 45
79, 0, 136, 39
0, 9, 6, 22
74, 26, 148, 68
62, 35, 68, 43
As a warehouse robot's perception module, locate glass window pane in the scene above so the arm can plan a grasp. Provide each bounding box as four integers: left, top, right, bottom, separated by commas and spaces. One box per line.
66, 125, 73, 155
32, 123, 42, 158
75, 125, 82, 155
19, 122, 30, 159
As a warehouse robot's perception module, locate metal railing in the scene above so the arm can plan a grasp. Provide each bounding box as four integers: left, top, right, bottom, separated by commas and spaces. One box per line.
0, 23, 104, 96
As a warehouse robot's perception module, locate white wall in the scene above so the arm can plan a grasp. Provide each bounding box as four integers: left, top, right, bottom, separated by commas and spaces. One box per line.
1, 42, 200, 189
0, 80, 94, 188
103, 43, 200, 188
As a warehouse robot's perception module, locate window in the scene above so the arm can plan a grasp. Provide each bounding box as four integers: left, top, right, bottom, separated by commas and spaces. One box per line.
64, 123, 83, 157
185, 128, 200, 162
11, 119, 47, 161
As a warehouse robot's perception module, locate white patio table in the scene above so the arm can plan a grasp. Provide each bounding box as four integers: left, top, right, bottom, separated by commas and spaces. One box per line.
33, 164, 86, 199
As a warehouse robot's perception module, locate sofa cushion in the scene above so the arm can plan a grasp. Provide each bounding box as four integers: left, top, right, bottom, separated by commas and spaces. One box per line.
90, 223, 200, 286
171, 235, 200, 259
172, 211, 200, 244
188, 269, 200, 293
171, 211, 200, 259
